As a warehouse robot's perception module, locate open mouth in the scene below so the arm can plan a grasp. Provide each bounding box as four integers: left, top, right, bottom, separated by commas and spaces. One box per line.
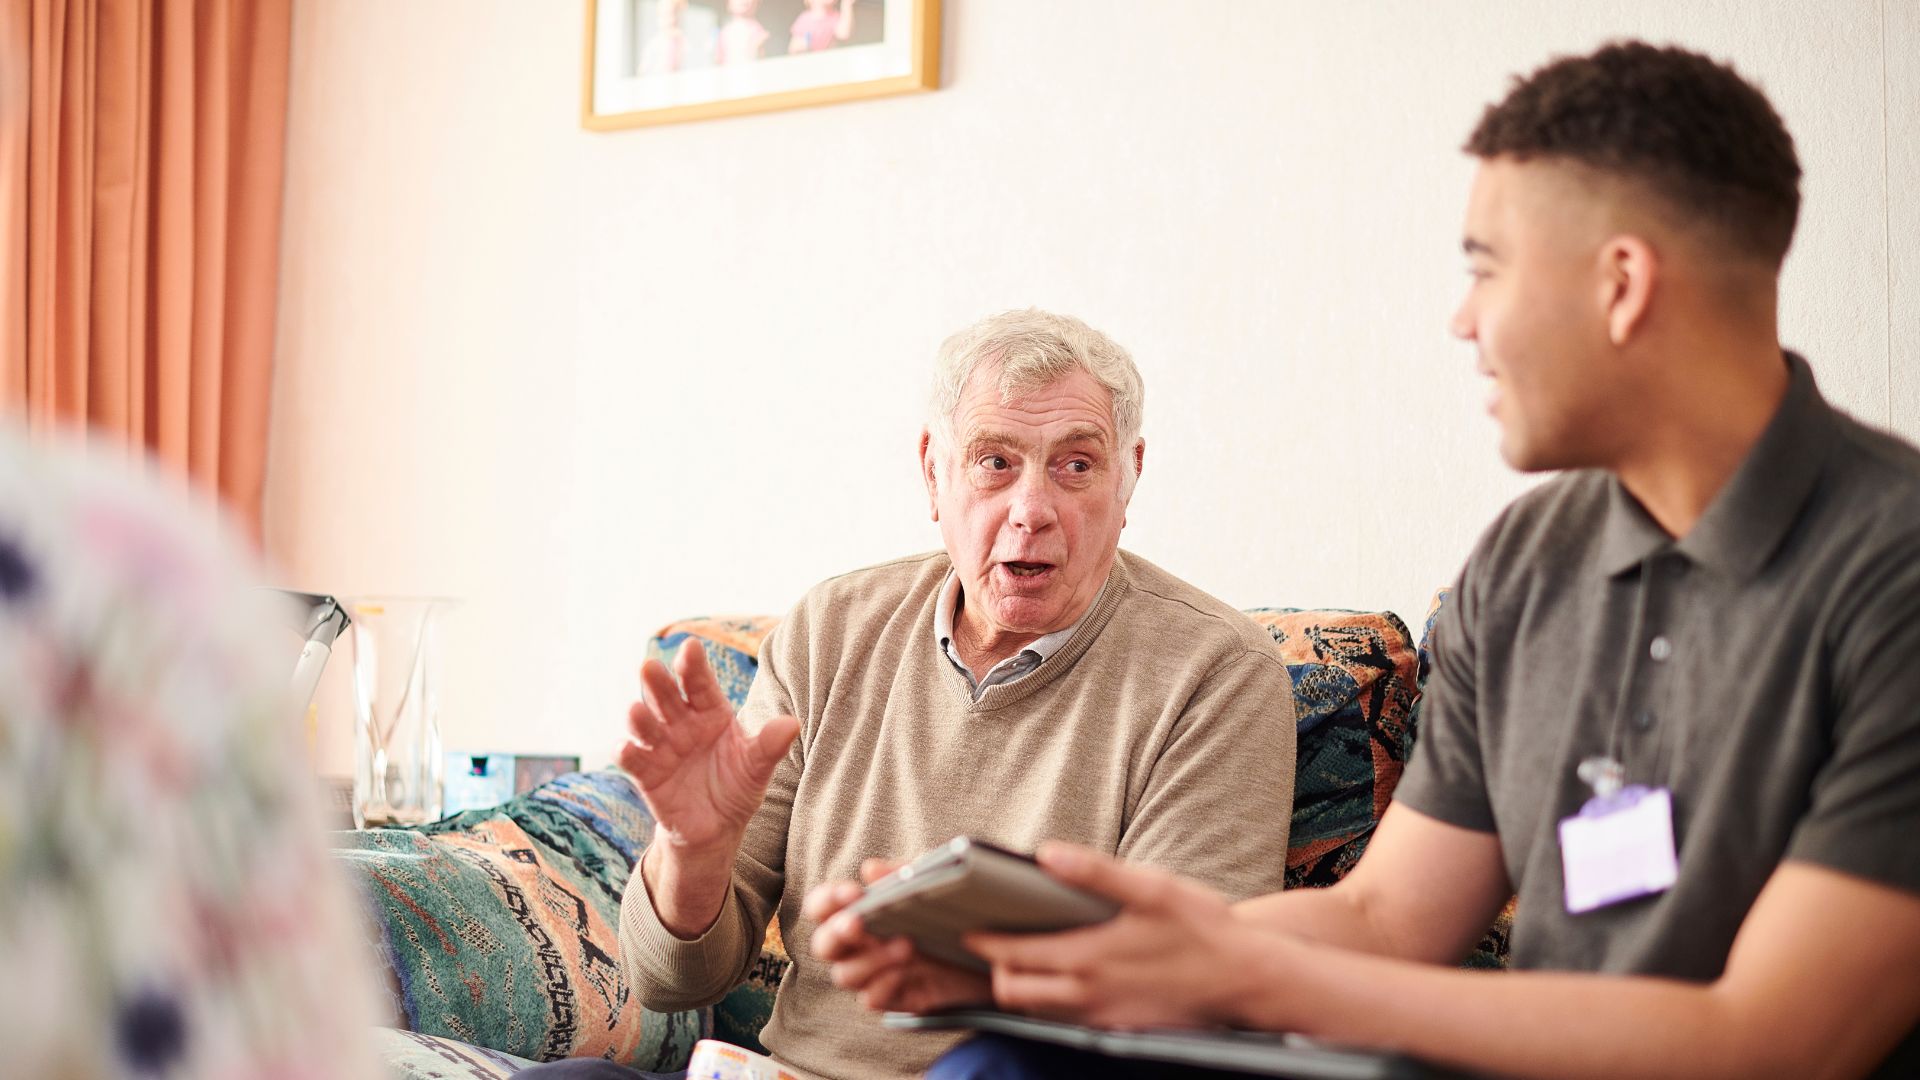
1001, 561, 1054, 579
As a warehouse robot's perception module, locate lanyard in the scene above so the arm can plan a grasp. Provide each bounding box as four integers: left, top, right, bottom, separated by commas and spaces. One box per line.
1579, 553, 1661, 797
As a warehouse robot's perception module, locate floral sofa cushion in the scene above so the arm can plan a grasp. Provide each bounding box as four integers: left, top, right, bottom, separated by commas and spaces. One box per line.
1243, 608, 1420, 888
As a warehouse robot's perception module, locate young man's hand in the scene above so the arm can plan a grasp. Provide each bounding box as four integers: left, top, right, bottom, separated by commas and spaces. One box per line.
965, 842, 1261, 1030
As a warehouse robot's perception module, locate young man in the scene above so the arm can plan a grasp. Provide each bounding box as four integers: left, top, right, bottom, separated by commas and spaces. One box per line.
817, 42, 1920, 1080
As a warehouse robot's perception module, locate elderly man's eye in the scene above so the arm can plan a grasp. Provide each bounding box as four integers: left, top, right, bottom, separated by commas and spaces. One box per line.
1065, 460, 1092, 473
979, 455, 1010, 471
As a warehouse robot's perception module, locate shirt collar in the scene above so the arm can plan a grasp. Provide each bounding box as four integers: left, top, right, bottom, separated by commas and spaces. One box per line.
933, 570, 1095, 664
1599, 351, 1836, 580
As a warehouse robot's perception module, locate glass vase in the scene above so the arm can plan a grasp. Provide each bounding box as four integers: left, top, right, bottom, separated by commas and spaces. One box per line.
348, 597, 456, 828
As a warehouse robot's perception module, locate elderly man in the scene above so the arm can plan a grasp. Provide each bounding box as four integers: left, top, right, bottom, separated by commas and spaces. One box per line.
527, 309, 1297, 1080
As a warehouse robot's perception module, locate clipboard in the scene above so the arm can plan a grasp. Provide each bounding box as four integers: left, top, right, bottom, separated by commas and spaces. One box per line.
884, 1009, 1465, 1079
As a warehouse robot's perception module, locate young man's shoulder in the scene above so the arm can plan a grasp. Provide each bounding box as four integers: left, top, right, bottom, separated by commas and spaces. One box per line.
1829, 410, 1920, 525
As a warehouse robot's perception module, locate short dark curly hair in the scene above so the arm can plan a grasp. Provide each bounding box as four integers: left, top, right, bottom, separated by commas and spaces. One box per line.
1465, 41, 1801, 268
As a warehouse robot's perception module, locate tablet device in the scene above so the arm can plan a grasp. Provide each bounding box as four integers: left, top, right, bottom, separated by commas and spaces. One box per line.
883, 1010, 1459, 1080
844, 837, 1119, 971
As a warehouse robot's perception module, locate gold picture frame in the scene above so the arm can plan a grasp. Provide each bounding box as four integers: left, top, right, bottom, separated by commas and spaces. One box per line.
582, 0, 940, 131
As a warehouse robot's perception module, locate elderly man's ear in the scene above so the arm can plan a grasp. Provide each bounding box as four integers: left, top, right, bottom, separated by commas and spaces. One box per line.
919, 429, 940, 522
1126, 438, 1145, 527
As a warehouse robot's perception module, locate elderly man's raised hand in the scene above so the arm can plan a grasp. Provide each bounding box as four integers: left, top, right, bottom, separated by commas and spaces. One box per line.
617, 640, 800, 856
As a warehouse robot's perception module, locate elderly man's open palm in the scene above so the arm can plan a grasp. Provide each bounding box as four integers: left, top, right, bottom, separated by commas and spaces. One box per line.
617, 640, 801, 856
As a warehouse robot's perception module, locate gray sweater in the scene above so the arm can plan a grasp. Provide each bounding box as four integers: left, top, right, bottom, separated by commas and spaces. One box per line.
621, 550, 1297, 1080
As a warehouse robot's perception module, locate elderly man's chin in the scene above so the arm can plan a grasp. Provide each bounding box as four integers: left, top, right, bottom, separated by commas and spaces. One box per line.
981, 566, 1082, 634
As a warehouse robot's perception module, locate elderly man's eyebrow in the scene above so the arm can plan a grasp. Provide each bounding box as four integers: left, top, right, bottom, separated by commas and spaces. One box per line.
1052, 425, 1111, 448
960, 427, 1024, 450
1463, 237, 1497, 258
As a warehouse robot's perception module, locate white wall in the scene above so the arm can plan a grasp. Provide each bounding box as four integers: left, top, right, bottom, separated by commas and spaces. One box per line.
266, 0, 1920, 775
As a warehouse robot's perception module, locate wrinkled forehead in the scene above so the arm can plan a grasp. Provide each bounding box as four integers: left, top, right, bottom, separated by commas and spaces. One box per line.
954, 366, 1118, 448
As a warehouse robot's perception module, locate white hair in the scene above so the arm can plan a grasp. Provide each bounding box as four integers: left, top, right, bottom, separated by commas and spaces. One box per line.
926, 308, 1145, 493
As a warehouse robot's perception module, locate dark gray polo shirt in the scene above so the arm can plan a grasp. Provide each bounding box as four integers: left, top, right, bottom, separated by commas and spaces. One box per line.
1398, 353, 1920, 1073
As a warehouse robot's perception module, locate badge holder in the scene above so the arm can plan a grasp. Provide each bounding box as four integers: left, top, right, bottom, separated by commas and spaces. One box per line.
1558, 756, 1678, 915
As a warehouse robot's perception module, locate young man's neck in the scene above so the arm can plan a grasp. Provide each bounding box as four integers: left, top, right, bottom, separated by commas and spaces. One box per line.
1611, 338, 1789, 539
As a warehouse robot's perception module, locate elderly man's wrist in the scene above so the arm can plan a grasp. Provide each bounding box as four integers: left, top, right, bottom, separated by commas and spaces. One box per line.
644, 840, 740, 939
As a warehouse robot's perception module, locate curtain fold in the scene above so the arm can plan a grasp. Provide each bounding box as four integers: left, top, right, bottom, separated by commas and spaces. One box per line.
0, 0, 291, 539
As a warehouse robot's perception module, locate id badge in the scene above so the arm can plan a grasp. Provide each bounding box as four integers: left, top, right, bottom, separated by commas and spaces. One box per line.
1558, 785, 1678, 915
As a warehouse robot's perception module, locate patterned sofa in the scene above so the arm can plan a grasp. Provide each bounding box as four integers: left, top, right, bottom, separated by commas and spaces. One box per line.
336, 598, 1508, 1078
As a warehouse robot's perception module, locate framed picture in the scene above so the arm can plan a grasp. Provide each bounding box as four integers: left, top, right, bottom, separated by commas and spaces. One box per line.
582, 0, 940, 131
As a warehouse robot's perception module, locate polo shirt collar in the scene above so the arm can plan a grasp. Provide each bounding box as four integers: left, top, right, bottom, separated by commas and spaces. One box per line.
1596, 479, 1671, 576
1598, 351, 1835, 580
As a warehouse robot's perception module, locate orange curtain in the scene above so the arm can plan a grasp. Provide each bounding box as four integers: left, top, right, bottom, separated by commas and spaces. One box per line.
0, 0, 292, 540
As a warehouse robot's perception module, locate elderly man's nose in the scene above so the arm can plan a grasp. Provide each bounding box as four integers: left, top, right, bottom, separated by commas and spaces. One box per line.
1008, 473, 1059, 530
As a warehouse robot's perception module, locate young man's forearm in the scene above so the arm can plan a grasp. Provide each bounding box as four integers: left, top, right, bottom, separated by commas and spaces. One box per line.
1227, 934, 1875, 1080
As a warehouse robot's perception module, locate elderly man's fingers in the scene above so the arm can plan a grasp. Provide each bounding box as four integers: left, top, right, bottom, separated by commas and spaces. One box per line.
627, 699, 671, 748
801, 880, 866, 928
674, 640, 727, 713
638, 659, 696, 728
896, 958, 995, 1015
613, 740, 650, 783
857, 966, 908, 1012
828, 935, 914, 991
1035, 840, 1182, 910
811, 910, 881, 962
860, 857, 905, 884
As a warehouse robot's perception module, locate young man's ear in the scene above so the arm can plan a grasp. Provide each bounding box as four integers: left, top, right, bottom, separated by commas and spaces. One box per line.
918, 430, 940, 522
1598, 234, 1658, 346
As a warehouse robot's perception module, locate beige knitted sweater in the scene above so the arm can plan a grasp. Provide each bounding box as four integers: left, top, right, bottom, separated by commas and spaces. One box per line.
621, 550, 1297, 1080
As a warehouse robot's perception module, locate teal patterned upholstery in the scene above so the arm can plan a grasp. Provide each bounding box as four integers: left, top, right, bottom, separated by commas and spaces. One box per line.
334, 772, 710, 1070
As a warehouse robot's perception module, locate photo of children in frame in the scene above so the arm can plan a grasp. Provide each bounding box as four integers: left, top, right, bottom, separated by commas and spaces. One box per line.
626, 0, 886, 78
